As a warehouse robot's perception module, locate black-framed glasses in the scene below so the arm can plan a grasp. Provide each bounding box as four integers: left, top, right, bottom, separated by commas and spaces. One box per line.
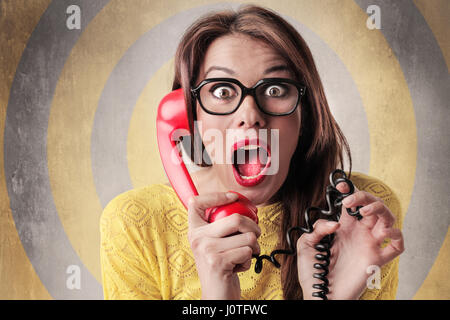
191, 78, 306, 116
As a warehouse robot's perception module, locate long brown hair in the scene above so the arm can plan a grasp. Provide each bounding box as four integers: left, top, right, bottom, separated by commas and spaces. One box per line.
172, 4, 351, 300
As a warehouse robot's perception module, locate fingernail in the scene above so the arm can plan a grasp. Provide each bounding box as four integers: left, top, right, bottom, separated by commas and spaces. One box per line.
326, 221, 338, 228
226, 192, 239, 200
343, 195, 354, 206
360, 205, 369, 214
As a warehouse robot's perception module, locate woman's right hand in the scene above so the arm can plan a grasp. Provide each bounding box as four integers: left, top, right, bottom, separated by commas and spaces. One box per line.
187, 192, 261, 300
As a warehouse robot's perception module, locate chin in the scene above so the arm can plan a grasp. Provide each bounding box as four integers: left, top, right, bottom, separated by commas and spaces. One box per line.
229, 174, 279, 207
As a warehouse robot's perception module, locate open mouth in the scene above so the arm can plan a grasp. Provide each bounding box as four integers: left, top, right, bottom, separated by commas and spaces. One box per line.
231, 138, 271, 187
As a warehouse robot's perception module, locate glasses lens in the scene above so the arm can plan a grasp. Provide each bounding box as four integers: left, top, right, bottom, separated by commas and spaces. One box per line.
199, 81, 241, 114
255, 81, 299, 115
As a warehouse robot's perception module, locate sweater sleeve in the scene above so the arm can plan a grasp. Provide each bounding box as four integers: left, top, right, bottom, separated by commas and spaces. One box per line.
100, 190, 162, 300
353, 173, 404, 300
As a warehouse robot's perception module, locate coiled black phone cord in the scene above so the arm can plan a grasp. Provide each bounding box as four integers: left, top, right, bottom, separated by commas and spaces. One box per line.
253, 169, 363, 300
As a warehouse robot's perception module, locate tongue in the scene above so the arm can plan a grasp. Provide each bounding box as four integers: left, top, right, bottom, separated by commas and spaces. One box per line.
236, 149, 264, 177
237, 163, 263, 177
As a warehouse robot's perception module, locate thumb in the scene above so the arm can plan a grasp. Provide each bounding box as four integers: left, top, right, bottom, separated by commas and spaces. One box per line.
187, 192, 239, 228
336, 181, 350, 194
298, 219, 340, 249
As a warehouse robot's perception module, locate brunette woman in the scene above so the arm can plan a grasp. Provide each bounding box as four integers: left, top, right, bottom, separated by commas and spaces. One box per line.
100, 5, 404, 300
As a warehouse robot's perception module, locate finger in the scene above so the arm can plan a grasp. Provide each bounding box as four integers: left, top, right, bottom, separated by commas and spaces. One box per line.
379, 228, 405, 264
206, 232, 260, 256
336, 184, 359, 226
353, 200, 384, 229
342, 191, 381, 209
360, 201, 395, 230
205, 213, 261, 238
371, 224, 392, 245
297, 219, 340, 250
335, 181, 351, 194
188, 192, 239, 228
222, 246, 254, 271
233, 259, 252, 273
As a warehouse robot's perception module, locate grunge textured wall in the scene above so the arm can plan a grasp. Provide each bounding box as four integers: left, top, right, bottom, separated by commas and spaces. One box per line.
0, 0, 449, 299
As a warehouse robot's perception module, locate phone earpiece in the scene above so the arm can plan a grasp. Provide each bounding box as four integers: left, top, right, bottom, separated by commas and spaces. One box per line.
156, 88, 198, 208
156, 89, 258, 224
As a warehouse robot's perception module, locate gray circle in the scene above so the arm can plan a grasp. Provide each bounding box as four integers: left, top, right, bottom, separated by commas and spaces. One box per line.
4, 0, 110, 299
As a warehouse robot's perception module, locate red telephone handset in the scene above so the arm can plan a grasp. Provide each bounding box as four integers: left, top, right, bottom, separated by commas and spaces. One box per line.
156, 89, 258, 223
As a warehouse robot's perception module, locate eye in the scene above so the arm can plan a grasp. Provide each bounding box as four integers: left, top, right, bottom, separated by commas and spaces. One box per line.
264, 85, 287, 97
210, 85, 237, 100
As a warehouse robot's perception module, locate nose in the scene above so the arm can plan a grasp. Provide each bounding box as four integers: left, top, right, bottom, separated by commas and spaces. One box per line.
234, 95, 267, 129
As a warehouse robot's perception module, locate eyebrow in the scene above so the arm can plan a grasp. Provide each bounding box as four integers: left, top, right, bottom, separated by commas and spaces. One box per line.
204, 66, 235, 78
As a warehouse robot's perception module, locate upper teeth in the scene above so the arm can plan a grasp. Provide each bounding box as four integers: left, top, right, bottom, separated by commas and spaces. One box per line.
239, 145, 259, 151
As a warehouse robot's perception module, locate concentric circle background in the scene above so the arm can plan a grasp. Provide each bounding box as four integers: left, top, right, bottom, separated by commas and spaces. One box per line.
1, 0, 449, 299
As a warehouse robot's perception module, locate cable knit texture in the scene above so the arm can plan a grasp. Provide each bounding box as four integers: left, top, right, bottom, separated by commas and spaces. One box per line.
100, 172, 403, 300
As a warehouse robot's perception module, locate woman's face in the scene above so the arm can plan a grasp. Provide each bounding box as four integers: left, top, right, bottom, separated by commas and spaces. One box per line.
195, 33, 301, 206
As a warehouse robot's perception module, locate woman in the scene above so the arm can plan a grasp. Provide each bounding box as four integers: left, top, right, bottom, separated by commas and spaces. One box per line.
100, 5, 404, 300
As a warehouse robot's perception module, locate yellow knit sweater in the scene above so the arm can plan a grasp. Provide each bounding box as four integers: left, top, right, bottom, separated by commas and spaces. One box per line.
100, 172, 403, 300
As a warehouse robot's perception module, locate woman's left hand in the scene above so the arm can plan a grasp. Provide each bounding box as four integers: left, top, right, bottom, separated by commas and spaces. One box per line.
297, 184, 405, 300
